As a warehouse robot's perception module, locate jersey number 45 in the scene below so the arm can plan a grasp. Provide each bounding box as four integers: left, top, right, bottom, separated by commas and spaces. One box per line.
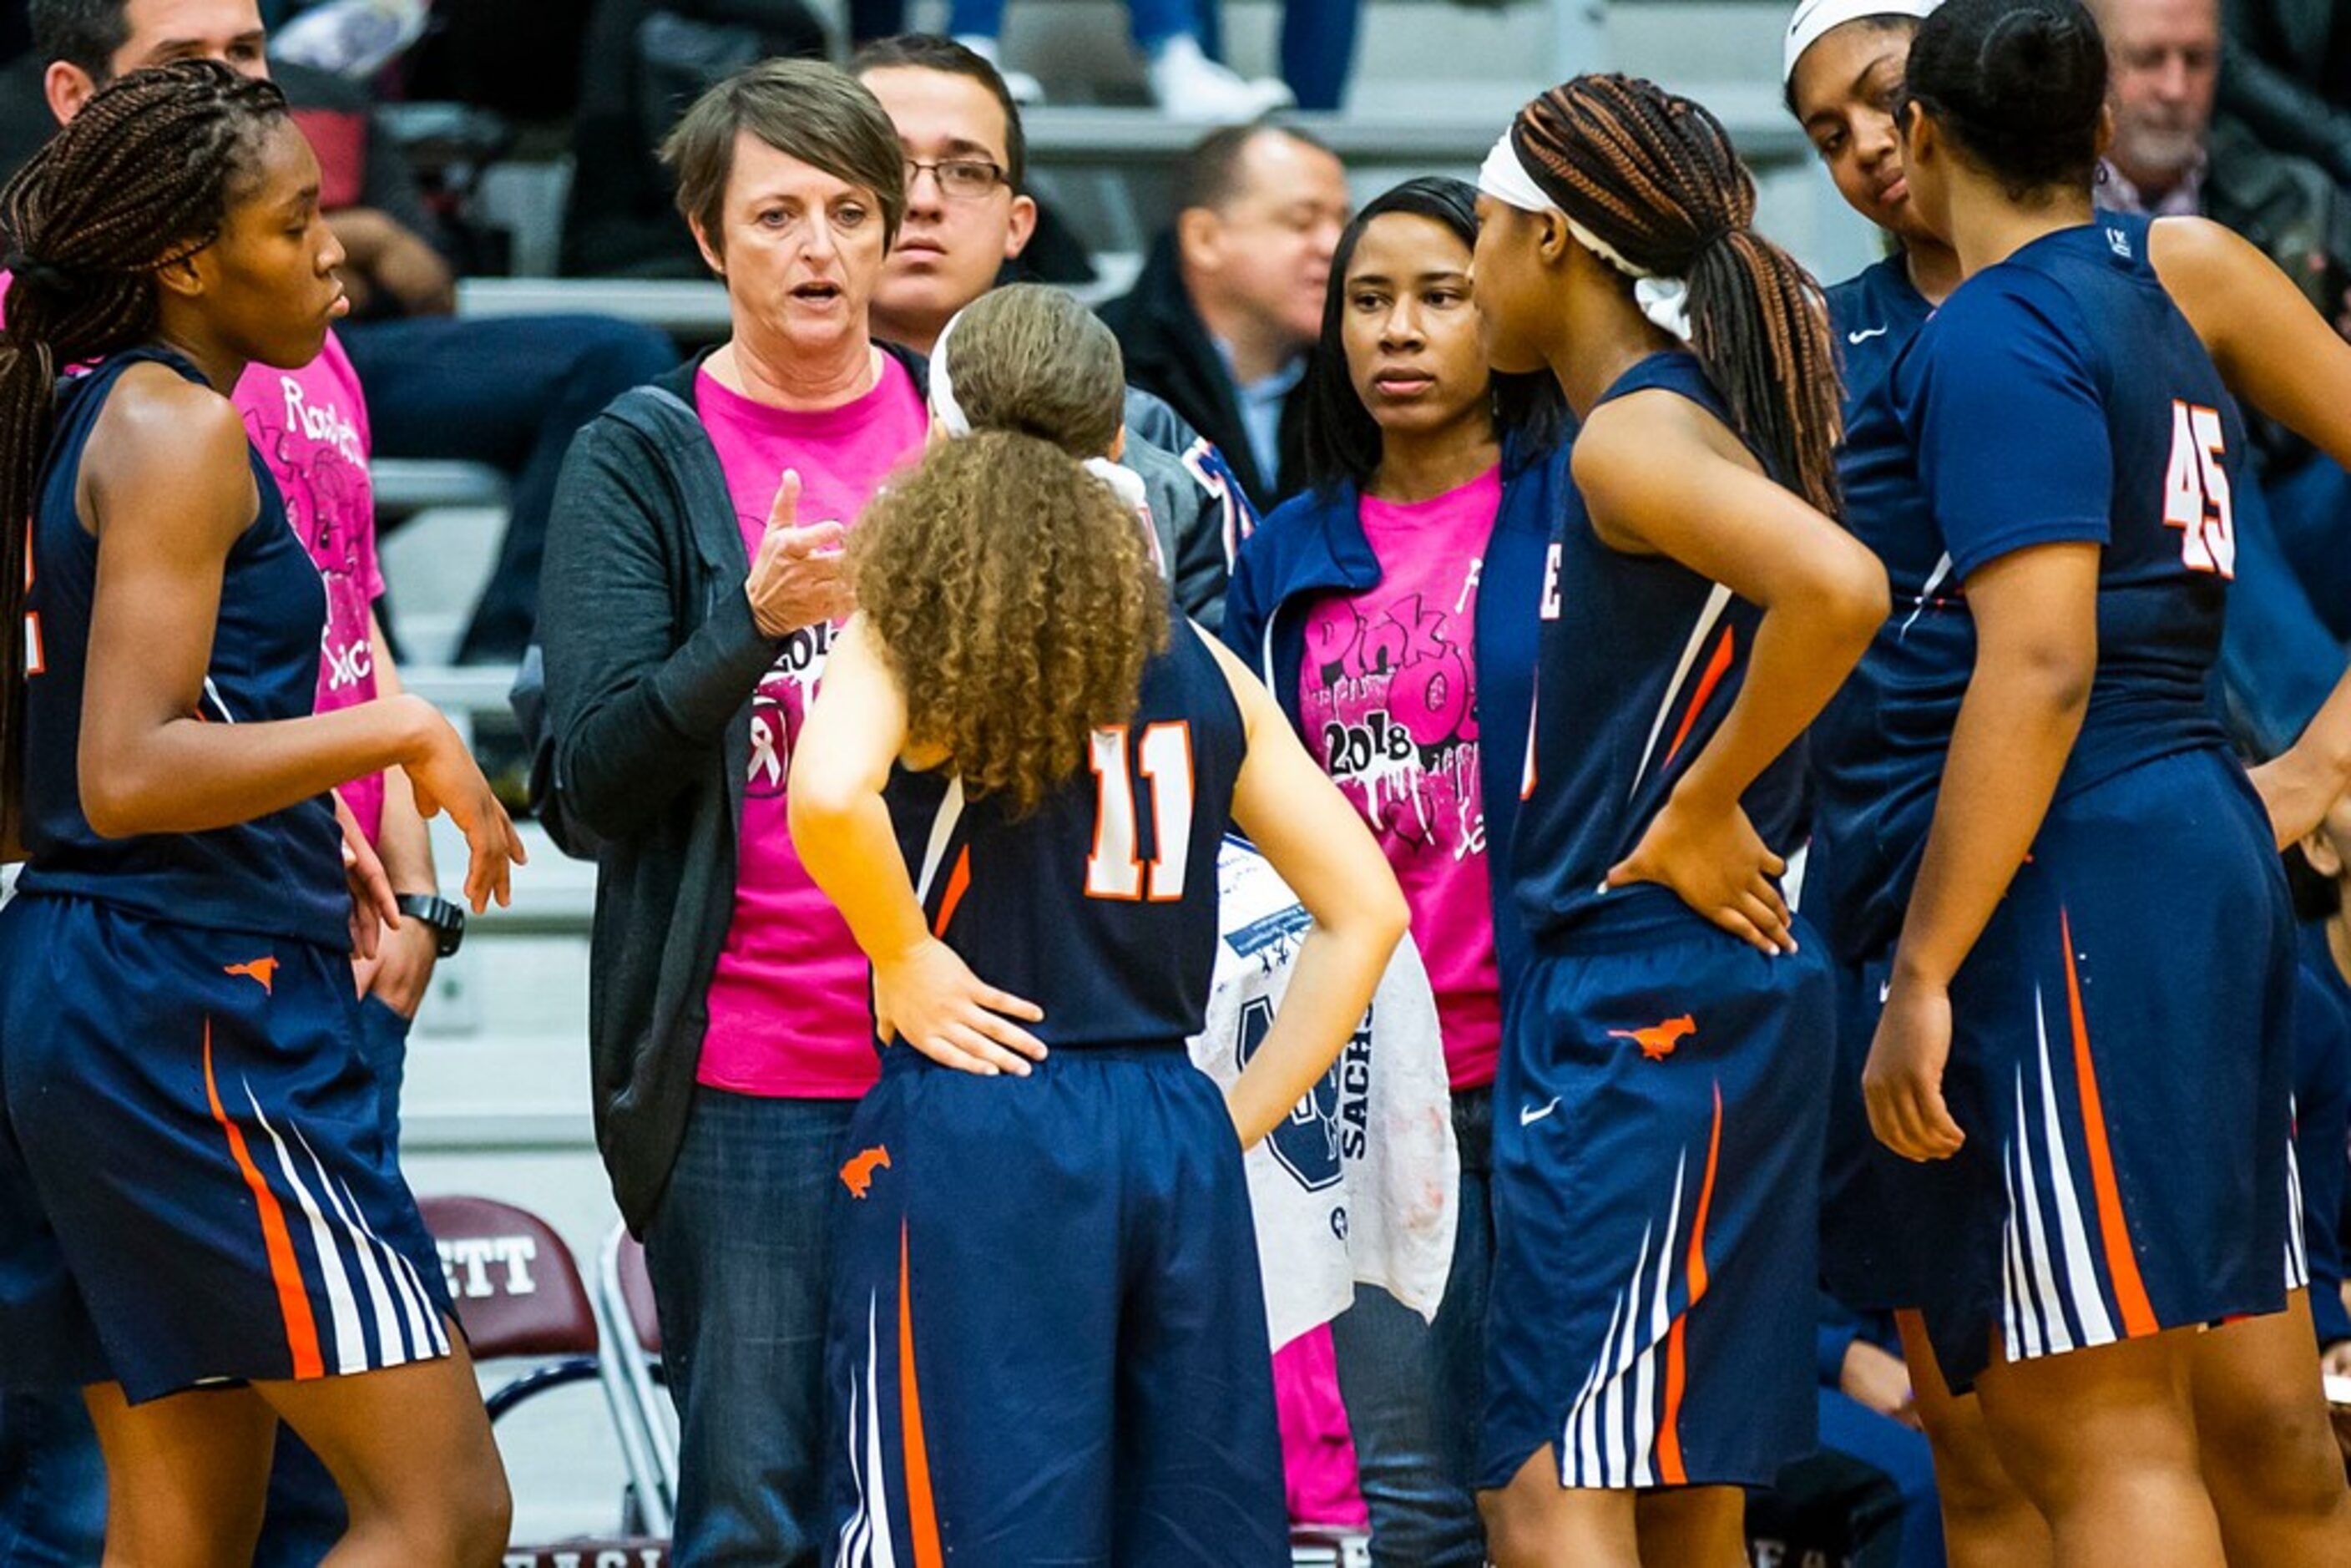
2163, 399, 2236, 579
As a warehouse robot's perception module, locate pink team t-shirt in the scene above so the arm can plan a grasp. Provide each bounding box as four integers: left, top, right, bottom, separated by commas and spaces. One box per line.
696, 355, 928, 1098
0, 279, 388, 844
239, 335, 386, 842
1299, 467, 1504, 1090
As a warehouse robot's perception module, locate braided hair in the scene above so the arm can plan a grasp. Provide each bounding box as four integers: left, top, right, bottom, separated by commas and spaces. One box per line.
1511, 73, 1843, 514
0, 58, 291, 842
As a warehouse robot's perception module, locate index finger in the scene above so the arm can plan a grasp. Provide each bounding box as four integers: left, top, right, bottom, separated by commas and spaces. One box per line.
767, 468, 802, 533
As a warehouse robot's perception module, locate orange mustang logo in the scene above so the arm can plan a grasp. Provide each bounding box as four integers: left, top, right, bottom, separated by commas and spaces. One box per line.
223, 958, 278, 995
1609, 1014, 1696, 1061
840, 1146, 892, 1199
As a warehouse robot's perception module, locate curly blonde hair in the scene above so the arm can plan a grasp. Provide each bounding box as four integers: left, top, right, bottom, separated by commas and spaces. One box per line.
852, 430, 1170, 815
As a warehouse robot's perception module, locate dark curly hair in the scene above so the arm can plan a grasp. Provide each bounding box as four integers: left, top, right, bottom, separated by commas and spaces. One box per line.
851, 430, 1169, 816
0, 58, 291, 845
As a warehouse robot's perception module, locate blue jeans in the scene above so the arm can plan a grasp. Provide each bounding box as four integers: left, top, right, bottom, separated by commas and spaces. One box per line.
340, 312, 675, 664
1815, 1388, 1945, 1568
0, 999, 412, 1567
2264, 452, 2351, 644
644, 1088, 858, 1568
1327, 1084, 1492, 1568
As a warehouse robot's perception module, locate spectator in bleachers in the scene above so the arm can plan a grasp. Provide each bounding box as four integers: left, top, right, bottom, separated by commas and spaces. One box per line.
2217, 0, 2351, 192
536, 58, 923, 1568
847, 0, 1293, 119
1221, 174, 1566, 1568
2085, 0, 2349, 754
852, 32, 1251, 622
1101, 123, 1348, 513
561, 0, 828, 280
0, 1, 682, 670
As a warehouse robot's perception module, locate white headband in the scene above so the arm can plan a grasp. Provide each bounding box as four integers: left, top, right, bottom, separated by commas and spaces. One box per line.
1782, 0, 1940, 85
1477, 129, 1696, 344
927, 304, 1162, 568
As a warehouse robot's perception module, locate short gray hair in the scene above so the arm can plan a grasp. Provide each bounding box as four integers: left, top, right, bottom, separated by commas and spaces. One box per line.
660, 58, 905, 260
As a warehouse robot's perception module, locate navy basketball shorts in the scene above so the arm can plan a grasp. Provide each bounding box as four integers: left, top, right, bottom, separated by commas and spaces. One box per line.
0, 895, 453, 1404
1481, 903, 1834, 1491
824, 1044, 1288, 1568
1917, 746, 2302, 1392
1818, 948, 1979, 1317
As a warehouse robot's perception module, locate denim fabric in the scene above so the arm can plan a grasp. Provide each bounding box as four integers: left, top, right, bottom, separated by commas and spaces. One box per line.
0, 1390, 103, 1566
2263, 453, 2351, 645
341, 312, 675, 664
645, 1087, 859, 1567
1327, 1085, 1492, 1568
945, 0, 1201, 49
1813, 1388, 1946, 1568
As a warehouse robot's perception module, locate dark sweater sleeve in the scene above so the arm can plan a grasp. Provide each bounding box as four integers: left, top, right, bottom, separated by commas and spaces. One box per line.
539, 417, 779, 842
2218, 1, 2351, 187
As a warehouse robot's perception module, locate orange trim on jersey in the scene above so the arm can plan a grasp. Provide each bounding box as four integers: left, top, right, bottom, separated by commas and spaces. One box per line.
1662, 625, 1736, 769
933, 847, 972, 938
1655, 1082, 1724, 1485
202, 1019, 324, 1379
2060, 909, 2158, 1338
897, 1222, 944, 1568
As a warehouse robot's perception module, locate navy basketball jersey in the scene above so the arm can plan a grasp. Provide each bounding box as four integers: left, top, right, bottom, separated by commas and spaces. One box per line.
18, 348, 346, 948
1512, 352, 1806, 943
1810, 255, 1939, 959
885, 620, 1248, 1046
1813, 214, 2237, 958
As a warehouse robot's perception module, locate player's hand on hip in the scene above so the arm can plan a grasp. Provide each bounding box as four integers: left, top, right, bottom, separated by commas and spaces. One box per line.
746, 469, 852, 639
874, 938, 1046, 1077
333, 788, 399, 961
392, 695, 528, 913
1863, 972, 1965, 1161
1605, 792, 1795, 955
2247, 745, 2346, 851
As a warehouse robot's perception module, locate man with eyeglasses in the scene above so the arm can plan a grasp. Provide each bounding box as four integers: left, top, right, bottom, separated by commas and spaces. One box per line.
856, 33, 1256, 625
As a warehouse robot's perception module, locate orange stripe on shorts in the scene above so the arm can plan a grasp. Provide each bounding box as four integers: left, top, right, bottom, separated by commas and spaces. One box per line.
202, 1020, 324, 1379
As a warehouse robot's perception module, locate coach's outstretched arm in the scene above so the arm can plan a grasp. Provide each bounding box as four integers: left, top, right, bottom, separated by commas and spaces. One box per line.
1206, 636, 1410, 1150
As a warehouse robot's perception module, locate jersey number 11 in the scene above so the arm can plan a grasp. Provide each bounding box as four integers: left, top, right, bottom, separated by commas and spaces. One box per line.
2163, 399, 2235, 579
1085, 722, 1195, 902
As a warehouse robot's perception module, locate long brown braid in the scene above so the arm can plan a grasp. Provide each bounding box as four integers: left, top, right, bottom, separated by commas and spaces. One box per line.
1511, 73, 1843, 515
0, 59, 288, 842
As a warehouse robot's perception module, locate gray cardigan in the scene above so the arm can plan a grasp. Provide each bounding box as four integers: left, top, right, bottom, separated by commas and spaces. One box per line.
538, 349, 801, 1232
539, 348, 1238, 1232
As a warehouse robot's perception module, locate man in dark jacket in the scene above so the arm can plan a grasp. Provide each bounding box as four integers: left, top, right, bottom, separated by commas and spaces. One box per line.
2219, 0, 2351, 190
1100, 123, 1349, 513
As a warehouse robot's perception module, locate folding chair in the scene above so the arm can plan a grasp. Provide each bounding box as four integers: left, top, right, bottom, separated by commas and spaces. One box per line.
418, 1195, 673, 1546
593, 1223, 679, 1520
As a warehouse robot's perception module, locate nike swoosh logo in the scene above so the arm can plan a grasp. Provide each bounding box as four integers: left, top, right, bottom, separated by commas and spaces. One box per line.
1521, 1097, 1562, 1126
1848, 326, 1889, 344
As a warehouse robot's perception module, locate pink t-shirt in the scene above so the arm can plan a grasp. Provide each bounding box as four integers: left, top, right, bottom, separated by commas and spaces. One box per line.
0, 278, 388, 844
1299, 467, 1504, 1090
238, 335, 385, 842
696, 356, 928, 1098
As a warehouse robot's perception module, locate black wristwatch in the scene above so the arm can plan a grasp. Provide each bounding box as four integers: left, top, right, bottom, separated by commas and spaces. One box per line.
395, 893, 467, 959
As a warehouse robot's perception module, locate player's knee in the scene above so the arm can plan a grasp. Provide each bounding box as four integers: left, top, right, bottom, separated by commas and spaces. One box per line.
2202, 1386, 2348, 1520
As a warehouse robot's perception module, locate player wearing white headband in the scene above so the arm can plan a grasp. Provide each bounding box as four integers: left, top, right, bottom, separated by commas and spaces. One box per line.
1469, 73, 1888, 1568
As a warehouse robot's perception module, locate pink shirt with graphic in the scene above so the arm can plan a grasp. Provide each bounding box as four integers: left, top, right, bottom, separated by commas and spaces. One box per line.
697, 356, 928, 1098
0, 279, 387, 843
239, 335, 385, 842
1299, 467, 1504, 1090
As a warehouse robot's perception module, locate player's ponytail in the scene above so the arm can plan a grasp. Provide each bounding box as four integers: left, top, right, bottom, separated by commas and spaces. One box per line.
851, 429, 1169, 816
0, 59, 289, 845
1511, 75, 1843, 513
1904, 0, 2106, 199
